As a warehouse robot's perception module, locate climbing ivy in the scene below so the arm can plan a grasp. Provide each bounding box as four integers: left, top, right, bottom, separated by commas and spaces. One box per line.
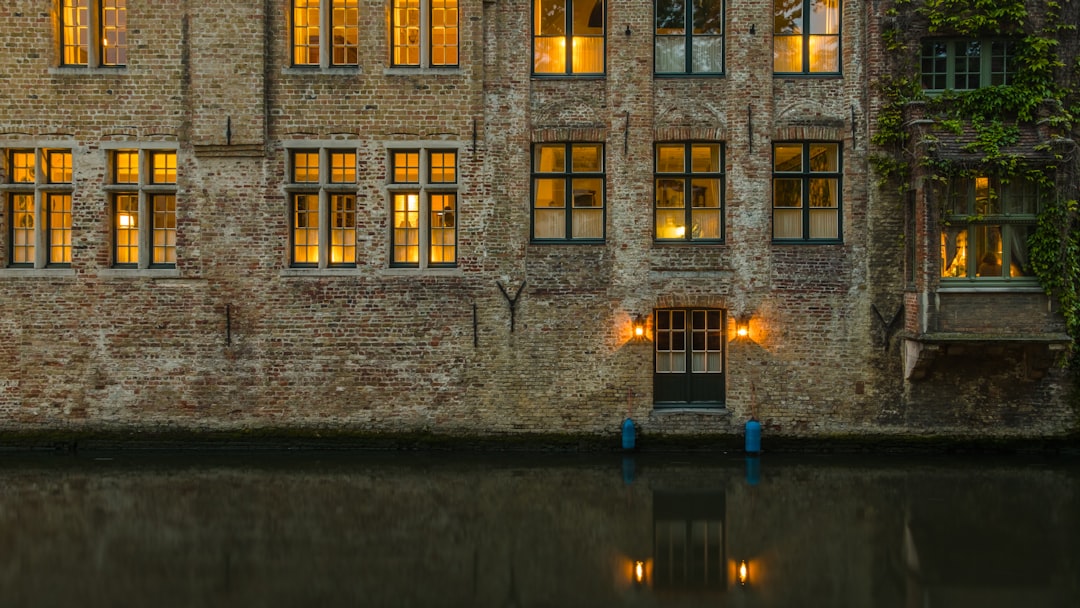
874, 0, 1080, 367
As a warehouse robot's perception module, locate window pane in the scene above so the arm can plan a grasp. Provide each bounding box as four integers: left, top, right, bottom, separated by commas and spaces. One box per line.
151, 151, 177, 184
62, 0, 90, 66
1006, 224, 1034, 277
152, 194, 177, 265
11, 194, 35, 264
572, 208, 602, 238
332, 0, 359, 65
571, 36, 604, 73
691, 208, 721, 239
656, 0, 685, 33
953, 41, 981, 90
941, 227, 967, 278
393, 193, 420, 264
393, 152, 420, 183
571, 144, 602, 172
691, 36, 723, 73
393, 0, 421, 66
534, 208, 565, 238
535, 144, 566, 172
809, 144, 838, 172
693, 0, 723, 35
809, 208, 837, 239
808, 0, 838, 34
534, 36, 568, 73
430, 193, 456, 264
293, 194, 319, 264
10, 151, 35, 183
808, 35, 839, 72
114, 151, 138, 184
657, 178, 684, 207
430, 151, 457, 183
115, 194, 139, 265
534, 178, 565, 208
101, 0, 127, 65
774, 0, 802, 34
691, 144, 720, 172
574, 0, 604, 35
432, 0, 459, 66
773, 179, 802, 208
536, 0, 566, 35
293, 152, 319, 183
657, 209, 685, 239
330, 194, 356, 265
571, 177, 602, 208
655, 37, 686, 73
809, 178, 837, 208
330, 152, 356, 183
47, 151, 73, 184
774, 209, 802, 239
773, 144, 802, 171
974, 225, 1003, 278
921, 41, 947, 90
294, 0, 321, 65
657, 145, 684, 173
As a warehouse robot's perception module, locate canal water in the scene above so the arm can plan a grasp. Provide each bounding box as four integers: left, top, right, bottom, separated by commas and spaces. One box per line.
1, 451, 1077, 607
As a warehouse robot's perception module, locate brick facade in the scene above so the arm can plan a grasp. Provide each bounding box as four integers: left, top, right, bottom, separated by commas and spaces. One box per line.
0, 1, 1074, 442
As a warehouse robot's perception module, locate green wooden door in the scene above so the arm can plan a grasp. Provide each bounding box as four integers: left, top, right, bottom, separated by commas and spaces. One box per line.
654, 309, 726, 407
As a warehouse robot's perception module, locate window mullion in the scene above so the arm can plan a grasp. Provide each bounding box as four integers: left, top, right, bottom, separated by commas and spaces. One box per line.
420, 0, 430, 68
34, 191, 46, 268
89, 0, 101, 68
321, 1, 331, 68
138, 191, 150, 268
318, 189, 330, 268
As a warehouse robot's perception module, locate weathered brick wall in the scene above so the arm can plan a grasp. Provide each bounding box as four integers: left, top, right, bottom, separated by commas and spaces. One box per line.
0, 1, 1073, 440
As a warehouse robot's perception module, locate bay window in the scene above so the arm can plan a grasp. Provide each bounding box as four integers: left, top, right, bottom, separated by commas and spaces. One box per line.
940, 176, 1041, 281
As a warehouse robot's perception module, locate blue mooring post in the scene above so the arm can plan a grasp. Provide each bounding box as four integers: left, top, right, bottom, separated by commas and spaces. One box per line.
745, 419, 761, 454
622, 418, 636, 450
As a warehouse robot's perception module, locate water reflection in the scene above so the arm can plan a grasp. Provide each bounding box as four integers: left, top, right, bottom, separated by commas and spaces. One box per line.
0, 452, 1077, 607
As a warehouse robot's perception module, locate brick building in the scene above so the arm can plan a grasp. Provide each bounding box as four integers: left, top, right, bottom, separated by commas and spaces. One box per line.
0, 1, 1074, 443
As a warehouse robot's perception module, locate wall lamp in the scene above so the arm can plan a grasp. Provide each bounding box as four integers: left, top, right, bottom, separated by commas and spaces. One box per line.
735, 317, 750, 340
632, 314, 649, 341
738, 559, 750, 586
633, 560, 646, 585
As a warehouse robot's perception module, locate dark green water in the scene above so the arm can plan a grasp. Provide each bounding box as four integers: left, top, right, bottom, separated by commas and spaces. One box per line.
0, 451, 1077, 607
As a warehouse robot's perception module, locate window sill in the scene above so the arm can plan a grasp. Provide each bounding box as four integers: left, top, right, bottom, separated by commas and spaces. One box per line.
280, 67, 361, 76
280, 268, 360, 278
383, 67, 462, 76
653, 72, 726, 79
775, 72, 843, 79
48, 67, 128, 76
0, 268, 77, 279
936, 281, 1044, 293
651, 405, 729, 415
381, 267, 463, 277
97, 268, 181, 279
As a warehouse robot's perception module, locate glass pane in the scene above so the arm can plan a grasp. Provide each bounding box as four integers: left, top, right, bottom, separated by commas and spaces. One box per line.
691, 208, 721, 239
809, 144, 838, 172
808, 35, 839, 72
773, 144, 802, 171
62, 0, 90, 65
656, 179, 684, 207
921, 41, 948, 90
774, 0, 802, 34
534, 208, 565, 238
691, 144, 720, 172
332, 0, 359, 65
534, 36, 567, 73
809, 178, 837, 208
693, 0, 723, 35
655, 37, 686, 73
572, 208, 602, 238
534, 178, 565, 208
973, 176, 996, 215
430, 151, 456, 183
773, 178, 802, 208
692, 352, 705, 372
534, 145, 565, 172
774, 209, 802, 239
656, 0, 685, 33
115, 194, 139, 264
47, 151, 72, 184
430, 194, 456, 264
941, 227, 968, 278
10, 151, 35, 183
574, 0, 604, 36
151, 151, 176, 185
809, 208, 837, 239
974, 225, 1003, 278
393, 152, 419, 183
152, 195, 177, 265
293, 0, 321, 65
293, 152, 319, 183
1006, 224, 1034, 277
330, 194, 356, 265
12, 194, 35, 264
535, 0, 566, 35
691, 178, 719, 207
49, 194, 72, 265
571, 144, 602, 173
657, 145, 685, 173
657, 310, 670, 331
293, 193, 319, 264
571, 178, 602, 207
114, 151, 138, 184
808, 0, 839, 34
431, 0, 459, 66
393, 193, 420, 264
571, 36, 604, 73
773, 35, 802, 72
691, 36, 723, 73
656, 209, 685, 239
328, 152, 355, 183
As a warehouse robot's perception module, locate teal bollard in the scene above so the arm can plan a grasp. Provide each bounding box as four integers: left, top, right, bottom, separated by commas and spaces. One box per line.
622, 418, 636, 450
745, 419, 761, 454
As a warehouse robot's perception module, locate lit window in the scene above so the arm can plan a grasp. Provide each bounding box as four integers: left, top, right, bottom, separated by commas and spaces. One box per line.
60, 0, 127, 67
655, 143, 723, 241
392, 0, 459, 67
292, 0, 359, 67
654, 0, 724, 75
532, 143, 604, 241
389, 149, 458, 268
107, 149, 178, 268
920, 40, 1017, 92
772, 142, 841, 242
287, 149, 358, 267
533, 0, 605, 75
773, 0, 839, 74
940, 176, 1041, 281
2, 149, 73, 268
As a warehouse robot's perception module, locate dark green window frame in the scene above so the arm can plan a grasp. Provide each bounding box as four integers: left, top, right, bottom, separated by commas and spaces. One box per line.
654, 142, 724, 242
531, 142, 605, 242
772, 142, 842, 243
773, 0, 841, 75
654, 0, 724, 76
940, 175, 1042, 282
533, 0, 606, 76
920, 39, 1017, 92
